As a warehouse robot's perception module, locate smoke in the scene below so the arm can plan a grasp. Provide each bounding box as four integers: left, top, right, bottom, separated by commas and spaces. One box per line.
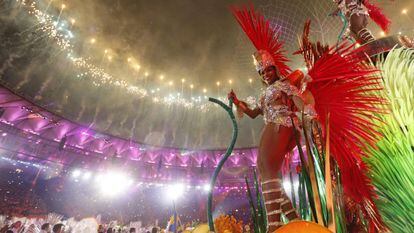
0, 53, 19, 77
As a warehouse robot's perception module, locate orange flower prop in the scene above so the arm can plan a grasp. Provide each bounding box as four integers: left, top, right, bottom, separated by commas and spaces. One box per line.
214, 215, 243, 233
275, 221, 332, 233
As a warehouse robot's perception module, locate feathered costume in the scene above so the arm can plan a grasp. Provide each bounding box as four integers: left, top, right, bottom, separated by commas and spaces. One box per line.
231, 5, 386, 231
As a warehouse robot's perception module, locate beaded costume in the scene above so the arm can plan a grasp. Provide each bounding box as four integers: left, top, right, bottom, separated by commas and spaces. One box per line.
258, 80, 300, 126
335, 0, 368, 18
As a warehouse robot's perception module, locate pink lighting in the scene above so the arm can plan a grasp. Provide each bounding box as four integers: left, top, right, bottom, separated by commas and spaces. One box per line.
0, 85, 259, 190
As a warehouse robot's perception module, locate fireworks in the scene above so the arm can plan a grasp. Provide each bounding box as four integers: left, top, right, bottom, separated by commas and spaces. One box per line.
13, 0, 234, 110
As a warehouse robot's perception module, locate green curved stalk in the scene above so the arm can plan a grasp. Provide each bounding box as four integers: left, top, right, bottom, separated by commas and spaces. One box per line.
254, 170, 267, 232
336, 12, 355, 49
207, 97, 238, 232
291, 118, 317, 221
245, 177, 260, 233
337, 12, 348, 45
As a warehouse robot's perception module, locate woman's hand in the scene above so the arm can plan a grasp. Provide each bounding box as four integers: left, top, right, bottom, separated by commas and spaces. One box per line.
227, 90, 262, 119
227, 89, 240, 105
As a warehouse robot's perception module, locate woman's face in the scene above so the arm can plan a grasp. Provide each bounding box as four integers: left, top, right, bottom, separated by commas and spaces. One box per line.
261, 66, 279, 85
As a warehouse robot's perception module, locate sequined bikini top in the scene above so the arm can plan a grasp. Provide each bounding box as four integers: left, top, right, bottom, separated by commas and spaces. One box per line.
258, 80, 301, 125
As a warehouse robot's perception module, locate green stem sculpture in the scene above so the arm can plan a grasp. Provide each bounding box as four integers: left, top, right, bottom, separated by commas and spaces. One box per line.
207, 97, 238, 232
245, 177, 260, 233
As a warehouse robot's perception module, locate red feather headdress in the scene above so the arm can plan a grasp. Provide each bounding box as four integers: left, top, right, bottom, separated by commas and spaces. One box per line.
230, 5, 291, 77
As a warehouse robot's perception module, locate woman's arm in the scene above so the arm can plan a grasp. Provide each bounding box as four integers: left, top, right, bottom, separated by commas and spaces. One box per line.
237, 101, 262, 119
228, 90, 262, 119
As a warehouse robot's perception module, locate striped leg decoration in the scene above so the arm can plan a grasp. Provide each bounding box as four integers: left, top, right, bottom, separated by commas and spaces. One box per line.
262, 179, 284, 232
357, 28, 375, 45
280, 192, 299, 221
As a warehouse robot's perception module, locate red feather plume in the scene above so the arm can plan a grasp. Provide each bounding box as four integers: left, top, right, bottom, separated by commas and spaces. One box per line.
230, 5, 291, 77
363, 0, 391, 33
293, 20, 329, 69
307, 43, 386, 231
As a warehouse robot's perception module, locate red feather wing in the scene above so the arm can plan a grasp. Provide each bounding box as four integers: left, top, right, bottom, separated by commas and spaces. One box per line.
308, 43, 386, 231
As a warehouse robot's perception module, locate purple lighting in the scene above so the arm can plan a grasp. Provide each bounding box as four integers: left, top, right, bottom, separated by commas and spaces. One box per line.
0, 85, 260, 186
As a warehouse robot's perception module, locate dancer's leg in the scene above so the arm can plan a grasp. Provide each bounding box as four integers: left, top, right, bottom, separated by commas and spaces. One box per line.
346, 0, 375, 44
280, 133, 299, 221
257, 125, 297, 232
261, 179, 283, 231
280, 189, 299, 221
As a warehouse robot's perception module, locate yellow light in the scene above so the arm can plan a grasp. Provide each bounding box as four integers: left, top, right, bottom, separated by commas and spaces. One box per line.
70, 18, 75, 24
203, 88, 207, 93
379, 31, 386, 37
402, 9, 408, 14
228, 79, 233, 84
104, 49, 108, 54
127, 57, 132, 62
61, 4, 66, 9
108, 56, 112, 61
248, 78, 253, 83
398, 31, 402, 35
181, 79, 185, 83
169, 81, 173, 86
160, 75, 164, 80
216, 81, 220, 86
90, 38, 96, 44
190, 84, 194, 89
144, 72, 149, 77
135, 65, 141, 70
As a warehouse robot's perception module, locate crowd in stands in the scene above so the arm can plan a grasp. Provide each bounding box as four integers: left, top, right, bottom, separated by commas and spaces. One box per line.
0, 214, 166, 233
0, 166, 252, 233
